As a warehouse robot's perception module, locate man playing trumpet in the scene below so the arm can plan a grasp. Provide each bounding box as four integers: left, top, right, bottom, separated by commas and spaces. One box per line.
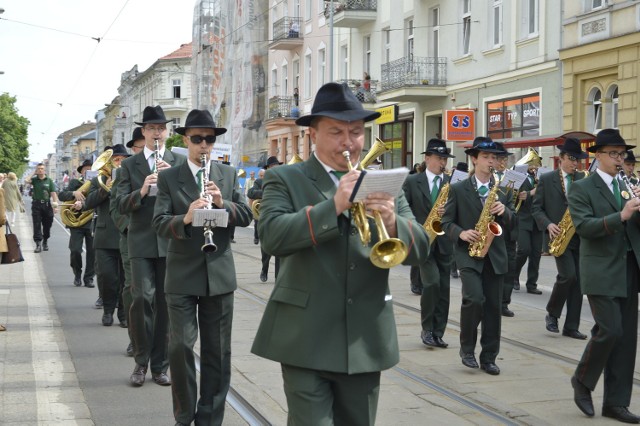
153, 109, 252, 426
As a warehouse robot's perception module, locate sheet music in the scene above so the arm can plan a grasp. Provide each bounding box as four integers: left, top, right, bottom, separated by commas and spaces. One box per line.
513, 164, 529, 175
449, 169, 469, 184
537, 166, 552, 178
499, 169, 528, 191
148, 183, 158, 197
350, 167, 410, 203
85, 170, 98, 180
193, 209, 229, 228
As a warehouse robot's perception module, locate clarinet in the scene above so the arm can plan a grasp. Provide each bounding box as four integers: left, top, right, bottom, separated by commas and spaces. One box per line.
617, 166, 638, 199
200, 154, 217, 253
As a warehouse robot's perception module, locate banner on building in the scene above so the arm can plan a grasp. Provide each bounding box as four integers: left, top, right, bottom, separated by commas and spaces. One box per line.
444, 109, 475, 141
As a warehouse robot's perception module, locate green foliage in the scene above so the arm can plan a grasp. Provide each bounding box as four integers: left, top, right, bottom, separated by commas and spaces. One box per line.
165, 133, 185, 151
0, 94, 30, 174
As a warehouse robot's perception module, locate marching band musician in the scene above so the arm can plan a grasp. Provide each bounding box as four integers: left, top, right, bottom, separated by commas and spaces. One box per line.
83, 144, 130, 327
494, 143, 519, 318
115, 105, 185, 387
251, 83, 430, 425
441, 136, 515, 375
532, 137, 587, 340
568, 129, 640, 423
623, 150, 638, 186
513, 150, 543, 295
403, 138, 455, 348
153, 109, 252, 426
58, 159, 96, 290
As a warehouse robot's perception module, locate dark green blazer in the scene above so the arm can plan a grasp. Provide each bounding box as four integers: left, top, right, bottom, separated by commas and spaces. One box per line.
440, 177, 516, 274
247, 178, 264, 200
83, 177, 119, 249
251, 155, 430, 374
402, 172, 453, 256
532, 169, 586, 250
516, 175, 539, 232
152, 161, 252, 296
109, 168, 130, 235
569, 172, 640, 297
114, 150, 185, 258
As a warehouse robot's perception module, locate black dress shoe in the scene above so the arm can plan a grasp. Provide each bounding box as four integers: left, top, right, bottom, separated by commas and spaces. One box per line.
603, 406, 640, 424
152, 372, 171, 386
502, 307, 515, 317
260, 272, 267, 282
461, 353, 479, 369
84, 279, 95, 288
545, 314, 559, 333
34, 242, 42, 253
527, 287, 542, 294
562, 329, 587, 340
130, 364, 147, 386
513, 281, 520, 291
433, 336, 448, 348
480, 362, 500, 375
254, 238, 259, 245
42, 241, 49, 251
126, 342, 134, 357
73, 277, 82, 287
410, 284, 422, 295
119, 319, 128, 328
421, 330, 437, 347
95, 297, 103, 309
571, 375, 594, 417
102, 313, 113, 326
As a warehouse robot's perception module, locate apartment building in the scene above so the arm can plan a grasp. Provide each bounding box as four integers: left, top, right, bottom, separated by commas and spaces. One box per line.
560, 0, 640, 147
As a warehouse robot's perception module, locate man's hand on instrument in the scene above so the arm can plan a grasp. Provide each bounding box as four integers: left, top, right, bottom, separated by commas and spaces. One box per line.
333, 170, 360, 215
205, 181, 223, 208
518, 191, 528, 201
460, 229, 481, 243
365, 192, 396, 236
156, 159, 171, 171
73, 190, 85, 202
72, 200, 83, 211
621, 197, 640, 221
489, 201, 506, 216
436, 205, 445, 216
547, 223, 561, 239
184, 198, 211, 224
141, 174, 157, 197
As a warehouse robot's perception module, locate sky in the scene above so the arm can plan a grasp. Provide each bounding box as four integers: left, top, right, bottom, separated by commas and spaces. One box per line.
0, 0, 196, 162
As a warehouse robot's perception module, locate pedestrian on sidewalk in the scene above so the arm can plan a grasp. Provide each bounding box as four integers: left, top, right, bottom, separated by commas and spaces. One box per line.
26, 163, 59, 253
568, 129, 640, 423
3, 172, 24, 226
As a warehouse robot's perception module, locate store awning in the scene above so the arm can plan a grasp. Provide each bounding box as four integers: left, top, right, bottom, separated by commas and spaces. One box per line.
460, 131, 597, 149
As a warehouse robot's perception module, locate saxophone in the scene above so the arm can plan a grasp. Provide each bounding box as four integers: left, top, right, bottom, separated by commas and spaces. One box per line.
423, 183, 449, 245
548, 208, 574, 257
468, 180, 503, 259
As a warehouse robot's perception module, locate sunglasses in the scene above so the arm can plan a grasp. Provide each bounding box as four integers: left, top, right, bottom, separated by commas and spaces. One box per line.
189, 135, 217, 144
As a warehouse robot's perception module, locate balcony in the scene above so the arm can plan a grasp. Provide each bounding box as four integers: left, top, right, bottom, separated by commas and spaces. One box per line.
265, 96, 301, 130
378, 56, 447, 102
335, 79, 378, 103
269, 17, 303, 50
325, 0, 377, 28
156, 98, 188, 112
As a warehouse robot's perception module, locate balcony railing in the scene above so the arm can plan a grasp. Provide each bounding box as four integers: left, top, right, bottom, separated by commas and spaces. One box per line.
380, 56, 447, 91
272, 16, 303, 42
324, 0, 377, 27
336, 79, 378, 103
325, 0, 377, 16
268, 96, 300, 120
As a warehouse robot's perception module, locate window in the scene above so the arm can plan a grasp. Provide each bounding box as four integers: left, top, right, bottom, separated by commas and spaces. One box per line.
318, 47, 326, 87
588, 88, 603, 133
364, 35, 371, 76
431, 8, 440, 58
383, 28, 391, 64
462, 0, 471, 55
487, 94, 540, 139
492, 0, 503, 47
304, 52, 312, 98
271, 67, 278, 97
591, 0, 604, 10
172, 79, 181, 99
283, 0, 288, 17
293, 59, 300, 95
406, 19, 414, 61
171, 118, 180, 132
294, 0, 300, 17
282, 64, 288, 96
521, 0, 539, 37
608, 85, 618, 129
340, 45, 348, 79
305, 0, 311, 20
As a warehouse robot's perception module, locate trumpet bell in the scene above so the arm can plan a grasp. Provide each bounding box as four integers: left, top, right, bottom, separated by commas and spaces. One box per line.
287, 153, 304, 165
370, 238, 408, 269
201, 229, 218, 253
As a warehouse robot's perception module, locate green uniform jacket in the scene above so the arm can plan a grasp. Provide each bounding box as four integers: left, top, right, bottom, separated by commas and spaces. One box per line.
517, 176, 539, 232
84, 177, 119, 249
402, 172, 453, 256
109, 168, 130, 235
247, 178, 264, 200
114, 150, 185, 258
251, 155, 430, 374
440, 177, 516, 274
568, 172, 640, 297
532, 169, 586, 251
152, 161, 253, 296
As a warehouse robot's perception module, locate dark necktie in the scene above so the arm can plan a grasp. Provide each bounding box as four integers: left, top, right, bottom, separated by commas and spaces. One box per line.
196, 169, 203, 189
331, 170, 346, 180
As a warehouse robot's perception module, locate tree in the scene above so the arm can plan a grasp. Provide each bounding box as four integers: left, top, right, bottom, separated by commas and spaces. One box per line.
0, 94, 30, 175
165, 133, 185, 151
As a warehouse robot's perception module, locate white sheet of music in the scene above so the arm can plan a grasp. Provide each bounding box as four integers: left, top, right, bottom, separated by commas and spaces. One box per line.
449, 169, 469, 184
513, 164, 529, 175
350, 167, 410, 202
148, 184, 158, 197
537, 166, 552, 177
500, 169, 528, 191
193, 209, 229, 228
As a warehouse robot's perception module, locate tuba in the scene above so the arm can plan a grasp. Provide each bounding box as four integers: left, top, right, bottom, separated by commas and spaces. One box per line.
343, 138, 408, 269
94, 149, 117, 192
468, 172, 503, 258
251, 200, 260, 220
287, 153, 304, 165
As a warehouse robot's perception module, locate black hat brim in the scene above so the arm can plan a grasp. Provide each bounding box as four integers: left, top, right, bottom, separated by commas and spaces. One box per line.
134, 119, 171, 125
174, 127, 228, 136
295, 110, 380, 126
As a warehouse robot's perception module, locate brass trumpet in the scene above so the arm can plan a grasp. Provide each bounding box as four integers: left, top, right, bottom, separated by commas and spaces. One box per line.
342, 142, 408, 269
199, 153, 217, 253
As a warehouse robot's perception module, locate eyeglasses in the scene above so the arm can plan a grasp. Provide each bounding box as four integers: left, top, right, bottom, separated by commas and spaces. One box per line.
144, 125, 166, 133
599, 150, 628, 160
189, 135, 217, 144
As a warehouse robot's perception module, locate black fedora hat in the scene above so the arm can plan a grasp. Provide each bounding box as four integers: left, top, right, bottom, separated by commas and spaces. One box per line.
295, 82, 380, 126
586, 128, 636, 153
557, 137, 589, 159
494, 141, 514, 157
263, 156, 283, 169
625, 150, 637, 164
420, 138, 455, 158
126, 127, 144, 148
455, 161, 469, 173
175, 109, 228, 136
134, 105, 170, 125
77, 159, 92, 174
111, 144, 130, 157
464, 136, 503, 156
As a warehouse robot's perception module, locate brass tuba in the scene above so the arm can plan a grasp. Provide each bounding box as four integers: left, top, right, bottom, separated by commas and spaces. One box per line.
95, 149, 117, 192
251, 200, 260, 221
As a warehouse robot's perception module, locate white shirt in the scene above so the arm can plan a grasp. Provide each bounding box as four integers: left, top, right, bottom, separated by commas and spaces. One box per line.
475, 176, 490, 196
596, 168, 618, 195
560, 169, 573, 196
188, 159, 208, 185
144, 145, 166, 172
424, 169, 443, 194
315, 152, 357, 187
